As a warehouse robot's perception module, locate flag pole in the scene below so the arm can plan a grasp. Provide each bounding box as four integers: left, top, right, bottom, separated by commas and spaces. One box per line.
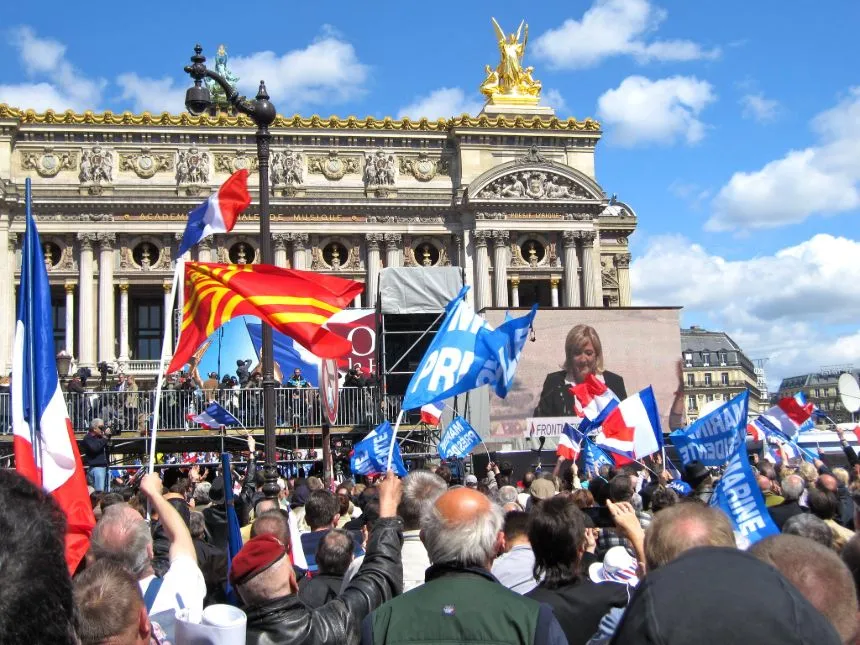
147, 259, 184, 479
385, 409, 405, 472
23, 179, 43, 481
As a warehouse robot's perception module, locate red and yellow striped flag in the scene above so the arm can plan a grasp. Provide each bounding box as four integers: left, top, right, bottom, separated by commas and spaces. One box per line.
167, 263, 364, 373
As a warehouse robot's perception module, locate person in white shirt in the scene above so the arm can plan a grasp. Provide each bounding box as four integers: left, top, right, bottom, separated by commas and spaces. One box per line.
91, 471, 206, 641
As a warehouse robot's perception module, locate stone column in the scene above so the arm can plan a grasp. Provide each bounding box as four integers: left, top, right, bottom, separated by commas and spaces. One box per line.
64, 281, 76, 357
510, 276, 520, 308
77, 233, 97, 367
550, 278, 560, 308
118, 281, 130, 362
273, 234, 289, 268
353, 293, 363, 308
562, 231, 581, 307
97, 234, 116, 363
163, 280, 173, 355
365, 233, 382, 307
384, 233, 401, 268
198, 239, 212, 263
291, 233, 308, 270
491, 231, 509, 307
473, 231, 492, 311
616, 253, 632, 306
454, 232, 474, 307
579, 231, 599, 307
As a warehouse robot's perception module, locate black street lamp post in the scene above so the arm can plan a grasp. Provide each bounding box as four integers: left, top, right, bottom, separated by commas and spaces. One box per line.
183, 44, 280, 499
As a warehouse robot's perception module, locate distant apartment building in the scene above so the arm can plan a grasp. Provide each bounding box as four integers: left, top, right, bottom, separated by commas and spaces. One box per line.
681, 326, 765, 423
777, 367, 859, 424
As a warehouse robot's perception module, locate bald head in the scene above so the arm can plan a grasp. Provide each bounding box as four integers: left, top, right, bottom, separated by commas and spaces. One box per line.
421, 488, 503, 569
644, 502, 736, 572
757, 475, 772, 494
751, 534, 858, 643
90, 503, 153, 578
818, 474, 838, 494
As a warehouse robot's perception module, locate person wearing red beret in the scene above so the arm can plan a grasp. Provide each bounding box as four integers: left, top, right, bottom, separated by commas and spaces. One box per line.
232, 472, 404, 645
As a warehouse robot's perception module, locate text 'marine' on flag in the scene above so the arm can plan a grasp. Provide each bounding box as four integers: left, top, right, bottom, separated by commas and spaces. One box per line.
13, 179, 95, 574
167, 263, 364, 373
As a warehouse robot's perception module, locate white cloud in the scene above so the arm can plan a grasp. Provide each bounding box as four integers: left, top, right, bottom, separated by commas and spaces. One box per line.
116, 73, 187, 114
596, 75, 715, 146
740, 93, 780, 122
398, 87, 483, 120
0, 26, 105, 111
533, 0, 719, 69
229, 31, 369, 112
631, 233, 860, 386
541, 88, 568, 113
709, 87, 860, 231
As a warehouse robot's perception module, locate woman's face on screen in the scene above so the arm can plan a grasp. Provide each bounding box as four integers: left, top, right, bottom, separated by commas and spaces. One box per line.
570, 339, 598, 382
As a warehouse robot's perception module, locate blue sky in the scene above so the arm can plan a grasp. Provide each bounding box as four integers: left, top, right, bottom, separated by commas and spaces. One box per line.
1, 0, 859, 388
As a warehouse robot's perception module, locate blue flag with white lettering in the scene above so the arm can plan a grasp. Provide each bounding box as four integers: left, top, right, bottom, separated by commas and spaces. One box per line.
669, 390, 748, 468
402, 286, 537, 410
350, 421, 408, 477
583, 438, 614, 477
438, 415, 483, 460
710, 437, 779, 544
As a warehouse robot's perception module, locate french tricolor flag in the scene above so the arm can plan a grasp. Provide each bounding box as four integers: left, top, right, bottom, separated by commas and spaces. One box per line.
421, 402, 443, 426
570, 373, 619, 421
594, 386, 663, 460
13, 180, 95, 575
188, 402, 241, 429
178, 169, 251, 256
755, 396, 814, 439
556, 423, 584, 461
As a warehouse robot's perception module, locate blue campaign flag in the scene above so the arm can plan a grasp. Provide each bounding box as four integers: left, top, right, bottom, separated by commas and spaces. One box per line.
221, 453, 244, 604
438, 416, 482, 460
667, 480, 693, 496
191, 401, 240, 428
710, 438, 779, 544
402, 287, 536, 411
756, 417, 817, 463
350, 421, 408, 477
246, 321, 319, 387
669, 391, 748, 468
583, 438, 614, 477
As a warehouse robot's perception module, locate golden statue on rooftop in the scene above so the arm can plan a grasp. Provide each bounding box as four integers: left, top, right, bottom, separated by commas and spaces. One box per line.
480, 17, 542, 105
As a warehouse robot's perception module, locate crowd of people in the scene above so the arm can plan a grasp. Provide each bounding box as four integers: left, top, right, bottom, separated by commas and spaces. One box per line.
4, 423, 860, 645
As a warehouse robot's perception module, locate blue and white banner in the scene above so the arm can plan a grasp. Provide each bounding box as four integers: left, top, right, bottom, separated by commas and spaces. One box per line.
190, 402, 240, 428
350, 421, 408, 477
583, 438, 614, 476
402, 286, 536, 410
438, 415, 482, 460
669, 391, 748, 468
710, 438, 779, 544
667, 480, 693, 496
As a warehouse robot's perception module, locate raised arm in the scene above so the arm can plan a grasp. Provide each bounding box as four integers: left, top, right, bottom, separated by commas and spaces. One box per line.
140, 472, 195, 561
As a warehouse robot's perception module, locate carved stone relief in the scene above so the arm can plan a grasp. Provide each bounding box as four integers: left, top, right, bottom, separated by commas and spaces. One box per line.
601, 256, 619, 288
398, 152, 449, 181
478, 170, 590, 200
271, 150, 304, 196
214, 150, 258, 174
176, 147, 211, 195
120, 149, 174, 179
21, 148, 77, 178
364, 150, 397, 195
79, 146, 114, 194
307, 151, 360, 180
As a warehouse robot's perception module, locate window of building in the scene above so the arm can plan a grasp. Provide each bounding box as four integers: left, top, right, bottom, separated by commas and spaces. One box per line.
702, 351, 710, 366
51, 295, 66, 356
704, 373, 712, 386
706, 394, 714, 402
688, 395, 696, 410
684, 352, 693, 366
132, 299, 163, 361
721, 372, 729, 385
718, 351, 727, 365
815, 388, 821, 398
686, 373, 695, 386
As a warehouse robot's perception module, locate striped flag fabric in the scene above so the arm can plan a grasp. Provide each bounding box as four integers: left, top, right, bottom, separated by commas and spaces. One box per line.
189, 402, 240, 429
570, 374, 619, 421
593, 386, 663, 460
167, 263, 364, 372
178, 170, 250, 256
420, 402, 443, 426
556, 423, 584, 461
13, 179, 95, 574
753, 396, 814, 439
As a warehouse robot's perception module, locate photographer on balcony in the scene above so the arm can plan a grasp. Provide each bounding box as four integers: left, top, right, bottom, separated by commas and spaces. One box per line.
82, 417, 112, 492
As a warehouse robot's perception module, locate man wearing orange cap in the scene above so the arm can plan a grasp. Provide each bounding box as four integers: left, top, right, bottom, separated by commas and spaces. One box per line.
231, 471, 404, 645
362, 487, 567, 645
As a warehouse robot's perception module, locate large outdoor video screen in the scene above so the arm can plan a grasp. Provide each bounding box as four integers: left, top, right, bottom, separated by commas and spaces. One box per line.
483, 308, 682, 440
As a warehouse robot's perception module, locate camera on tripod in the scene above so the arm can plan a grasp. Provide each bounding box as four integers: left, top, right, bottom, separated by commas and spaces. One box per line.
97, 361, 114, 377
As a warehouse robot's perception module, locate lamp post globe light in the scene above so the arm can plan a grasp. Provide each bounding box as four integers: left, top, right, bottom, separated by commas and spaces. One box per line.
184, 44, 280, 500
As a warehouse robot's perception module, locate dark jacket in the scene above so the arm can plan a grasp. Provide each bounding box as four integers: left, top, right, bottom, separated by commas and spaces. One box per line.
363, 564, 567, 645
534, 371, 627, 418
243, 516, 403, 645
81, 433, 109, 467
527, 577, 629, 645
768, 500, 807, 531
298, 574, 345, 609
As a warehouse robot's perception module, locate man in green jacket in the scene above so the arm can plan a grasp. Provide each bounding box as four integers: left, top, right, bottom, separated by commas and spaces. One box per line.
362, 487, 566, 645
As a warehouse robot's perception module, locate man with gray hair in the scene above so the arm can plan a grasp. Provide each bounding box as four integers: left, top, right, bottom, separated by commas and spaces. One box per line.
769, 473, 807, 530
90, 472, 205, 640
783, 514, 834, 549
397, 469, 446, 591
363, 488, 566, 645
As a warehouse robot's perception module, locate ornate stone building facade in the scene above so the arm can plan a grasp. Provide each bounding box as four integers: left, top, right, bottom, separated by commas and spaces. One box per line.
0, 104, 636, 376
